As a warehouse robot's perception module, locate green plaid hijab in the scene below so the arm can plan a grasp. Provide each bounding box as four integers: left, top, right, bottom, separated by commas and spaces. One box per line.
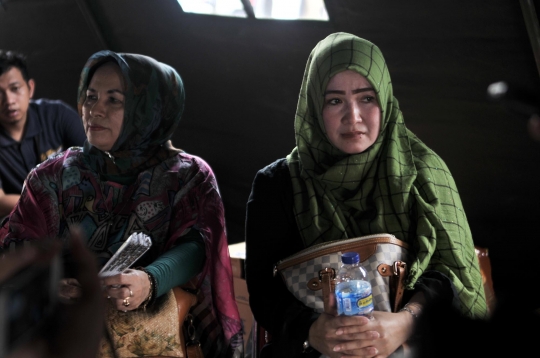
287, 33, 487, 318
77, 51, 183, 184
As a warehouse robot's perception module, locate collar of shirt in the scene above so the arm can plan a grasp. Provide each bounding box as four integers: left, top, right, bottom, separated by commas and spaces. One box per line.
0, 102, 41, 147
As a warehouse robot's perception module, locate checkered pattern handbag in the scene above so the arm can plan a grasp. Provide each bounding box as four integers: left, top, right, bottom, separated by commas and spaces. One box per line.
274, 233, 409, 314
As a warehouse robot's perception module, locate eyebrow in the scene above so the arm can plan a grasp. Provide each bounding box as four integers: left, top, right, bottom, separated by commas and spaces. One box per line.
324, 87, 376, 96
87, 87, 125, 95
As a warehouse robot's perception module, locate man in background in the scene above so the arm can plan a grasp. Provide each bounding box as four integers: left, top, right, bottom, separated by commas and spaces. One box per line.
0, 50, 86, 219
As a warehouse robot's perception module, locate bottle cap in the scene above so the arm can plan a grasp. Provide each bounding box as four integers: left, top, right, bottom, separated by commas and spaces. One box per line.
341, 252, 360, 264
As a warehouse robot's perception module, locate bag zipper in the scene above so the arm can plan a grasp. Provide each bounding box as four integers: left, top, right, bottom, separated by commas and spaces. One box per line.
273, 233, 404, 276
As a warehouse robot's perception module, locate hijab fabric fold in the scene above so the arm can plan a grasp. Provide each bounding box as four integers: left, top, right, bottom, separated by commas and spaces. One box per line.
287, 32, 487, 318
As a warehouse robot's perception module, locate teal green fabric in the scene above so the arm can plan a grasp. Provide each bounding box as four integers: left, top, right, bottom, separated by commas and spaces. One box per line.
146, 229, 206, 297
77, 51, 183, 184
287, 32, 487, 318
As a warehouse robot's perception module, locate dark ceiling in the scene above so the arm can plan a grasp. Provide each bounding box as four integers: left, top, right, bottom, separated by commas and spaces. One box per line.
1, 0, 540, 297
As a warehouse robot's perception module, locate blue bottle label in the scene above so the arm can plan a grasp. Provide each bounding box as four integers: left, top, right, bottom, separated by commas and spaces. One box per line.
335, 280, 374, 316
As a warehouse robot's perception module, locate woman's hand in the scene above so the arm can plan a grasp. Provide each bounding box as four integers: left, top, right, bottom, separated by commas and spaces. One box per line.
100, 268, 151, 311
331, 310, 415, 357
308, 313, 379, 358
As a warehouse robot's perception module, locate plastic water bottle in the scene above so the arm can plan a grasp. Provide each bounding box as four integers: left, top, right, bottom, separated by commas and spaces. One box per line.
335, 251, 374, 317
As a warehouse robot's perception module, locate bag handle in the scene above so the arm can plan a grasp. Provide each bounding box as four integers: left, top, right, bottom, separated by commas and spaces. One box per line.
185, 313, 204, 358
172, 286, 197, 323
391, 261, 407, 312
319, 267, 337, 315
172, 287, 203, 358
377, 261, 407, 312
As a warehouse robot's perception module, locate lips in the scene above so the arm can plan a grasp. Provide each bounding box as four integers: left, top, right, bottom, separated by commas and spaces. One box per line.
4, 109, 19, 118
87, 123, 107, 130
341, 131, 365, 139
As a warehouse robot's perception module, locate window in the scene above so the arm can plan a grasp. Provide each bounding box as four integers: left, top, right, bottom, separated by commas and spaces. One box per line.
252, 0, 328, 20
178, 0, 247, 18
177, 0, 329, 21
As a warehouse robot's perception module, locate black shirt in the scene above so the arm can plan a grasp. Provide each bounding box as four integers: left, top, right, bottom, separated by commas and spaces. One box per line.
0, 99, 86, 195
245, 158, 458, 358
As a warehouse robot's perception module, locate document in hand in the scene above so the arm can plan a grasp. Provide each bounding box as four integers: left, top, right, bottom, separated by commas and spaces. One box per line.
98, 232, 152, 277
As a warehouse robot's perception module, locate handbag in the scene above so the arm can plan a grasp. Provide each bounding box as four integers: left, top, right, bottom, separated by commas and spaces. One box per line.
99, 286, 204, 358
274, 233, 409, 316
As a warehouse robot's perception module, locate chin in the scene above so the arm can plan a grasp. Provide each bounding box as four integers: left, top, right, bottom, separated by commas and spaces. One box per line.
341, 140, 377, 154
2, 117, 22, 125
341, 145, 369, 154
90, 143, 112, 152
88, 137, 112, 152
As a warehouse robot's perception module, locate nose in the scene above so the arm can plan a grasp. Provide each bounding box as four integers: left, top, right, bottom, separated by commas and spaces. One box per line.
89, 98, 106, 117
343, 101, 362, 124
2, 90, 16, 106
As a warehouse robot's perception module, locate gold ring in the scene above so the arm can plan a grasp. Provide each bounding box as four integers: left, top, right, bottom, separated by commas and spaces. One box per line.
123, 297, 130, 307
129, 289, 133, 297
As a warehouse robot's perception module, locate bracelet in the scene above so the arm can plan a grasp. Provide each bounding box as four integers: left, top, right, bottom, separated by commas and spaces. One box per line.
399, 303, 422, 319
136, 267, 157, 310
302, 339, 313, 354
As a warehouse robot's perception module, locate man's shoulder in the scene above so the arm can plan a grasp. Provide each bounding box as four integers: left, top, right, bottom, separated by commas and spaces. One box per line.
30, 98, 71, 109
29, 98, 78, 120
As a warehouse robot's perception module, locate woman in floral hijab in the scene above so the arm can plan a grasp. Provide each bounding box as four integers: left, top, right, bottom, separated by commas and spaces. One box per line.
0, 51, 243, 357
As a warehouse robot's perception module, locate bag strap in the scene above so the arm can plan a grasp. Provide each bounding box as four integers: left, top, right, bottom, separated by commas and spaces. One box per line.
391, 261, 407, 312
186, 344, 204, 358
184, 313, 204, 358
319, 267, 337, 315
172, 287, 204, 358
172, 287, 197, 321
377, 261, 407, 312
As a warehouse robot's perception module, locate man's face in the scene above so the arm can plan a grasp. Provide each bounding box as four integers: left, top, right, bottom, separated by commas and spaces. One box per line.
0, 67, 35, 127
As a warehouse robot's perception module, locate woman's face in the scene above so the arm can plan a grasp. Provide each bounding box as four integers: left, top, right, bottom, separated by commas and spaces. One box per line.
82, 62, 125, 152
322, 70, 381, 154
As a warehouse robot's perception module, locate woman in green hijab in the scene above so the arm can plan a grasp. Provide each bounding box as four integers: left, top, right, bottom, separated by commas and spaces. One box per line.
245, 32, 487, 357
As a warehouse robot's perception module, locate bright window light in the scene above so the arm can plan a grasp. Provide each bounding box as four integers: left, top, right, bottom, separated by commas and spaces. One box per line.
177, 0, 329, 21
177, 0, 247, 18
252, 0, 328, 21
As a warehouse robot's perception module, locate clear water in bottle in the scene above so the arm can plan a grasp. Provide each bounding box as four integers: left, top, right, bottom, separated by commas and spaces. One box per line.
335, 251, 374, 317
